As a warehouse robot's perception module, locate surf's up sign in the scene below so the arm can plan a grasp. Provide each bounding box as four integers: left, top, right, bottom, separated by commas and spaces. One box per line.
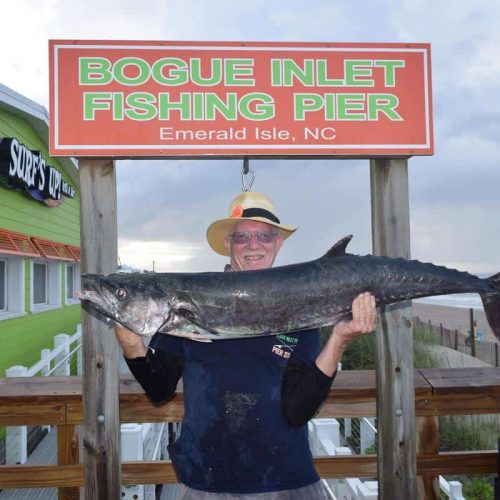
49, 41, 433, 157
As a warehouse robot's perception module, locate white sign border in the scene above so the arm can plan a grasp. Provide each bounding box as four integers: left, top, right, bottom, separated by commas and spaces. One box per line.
51, 43, 432, 153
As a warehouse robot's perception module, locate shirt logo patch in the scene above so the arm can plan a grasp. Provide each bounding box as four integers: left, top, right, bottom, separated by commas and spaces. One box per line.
272, 335, 298, 359
272, 344, 292, 359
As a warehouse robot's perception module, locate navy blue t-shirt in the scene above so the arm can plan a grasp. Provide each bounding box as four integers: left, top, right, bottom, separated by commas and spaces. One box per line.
149, 329, 321, 494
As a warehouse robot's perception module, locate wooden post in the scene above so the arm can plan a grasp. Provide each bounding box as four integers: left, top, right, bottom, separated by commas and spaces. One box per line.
370, 158, 416, 499
79, 159, 121, 499
469, 308, 477, 357
58, 424, 80, 500
416, 416, 439, 499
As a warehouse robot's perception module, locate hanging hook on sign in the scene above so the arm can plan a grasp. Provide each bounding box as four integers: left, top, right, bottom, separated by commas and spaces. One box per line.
241, 157, 255, 192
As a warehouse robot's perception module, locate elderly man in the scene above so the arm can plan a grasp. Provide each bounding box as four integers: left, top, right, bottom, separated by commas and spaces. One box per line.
115, 192, 376, 499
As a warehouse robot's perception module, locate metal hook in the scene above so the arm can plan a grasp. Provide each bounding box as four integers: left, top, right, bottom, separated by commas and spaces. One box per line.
241, 157, 255, 192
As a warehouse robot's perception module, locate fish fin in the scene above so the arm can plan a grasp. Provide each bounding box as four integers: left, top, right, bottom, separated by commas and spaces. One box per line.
180, 334, 213, 343
158, 314, 218, 342
159, 330, 213, 342
487, 271, 500, 289
481, 271, 500, 341
322, 235, 353, 258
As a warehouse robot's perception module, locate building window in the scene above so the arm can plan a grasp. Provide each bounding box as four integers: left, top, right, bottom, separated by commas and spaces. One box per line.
33, 262, 47, 305
31, 260, 61, 312
65, 263, 81, 304
0, 260, 6, 311
0, 255, 25, 320
66, 264, 73, 300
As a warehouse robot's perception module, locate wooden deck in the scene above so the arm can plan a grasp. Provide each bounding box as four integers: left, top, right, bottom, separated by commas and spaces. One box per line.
0, 429, 57, 500
0, 367, 498, 498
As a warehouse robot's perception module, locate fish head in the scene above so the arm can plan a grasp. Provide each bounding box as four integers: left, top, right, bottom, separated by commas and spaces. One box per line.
78, 273, 171, 336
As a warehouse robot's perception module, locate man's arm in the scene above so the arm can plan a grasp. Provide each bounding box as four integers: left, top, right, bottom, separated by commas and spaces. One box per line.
316, 292, 376, 377
282, 293, 376, 427
115, 325, 183, 403
115, 324, 148, 358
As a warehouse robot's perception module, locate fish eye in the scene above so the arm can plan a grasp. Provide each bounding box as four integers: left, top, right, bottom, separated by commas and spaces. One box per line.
115, 288, 127, 300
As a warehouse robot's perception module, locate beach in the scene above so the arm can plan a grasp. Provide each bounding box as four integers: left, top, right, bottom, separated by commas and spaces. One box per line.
412, 302, 496, 342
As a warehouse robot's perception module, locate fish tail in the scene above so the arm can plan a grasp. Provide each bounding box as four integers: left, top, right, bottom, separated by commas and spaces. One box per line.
480, 272, 500, 341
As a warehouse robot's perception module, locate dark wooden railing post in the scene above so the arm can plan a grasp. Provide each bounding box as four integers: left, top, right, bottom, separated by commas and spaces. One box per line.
57, 424, 80, 500
417, 416, 440, 499
470, 308, 477, 357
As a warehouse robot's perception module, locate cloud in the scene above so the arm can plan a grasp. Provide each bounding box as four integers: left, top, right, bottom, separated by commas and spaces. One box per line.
1, 0, 170, 105
411, 202, 500, 274
2, 0, 499, 275
118, 238, 203, 272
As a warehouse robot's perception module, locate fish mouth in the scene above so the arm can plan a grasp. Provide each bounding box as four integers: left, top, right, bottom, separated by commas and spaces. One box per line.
77, 279, 119, 321
76, 289, 109, 310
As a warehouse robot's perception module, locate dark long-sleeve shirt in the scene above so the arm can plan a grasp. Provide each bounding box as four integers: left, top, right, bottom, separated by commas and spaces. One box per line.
125, 329, 336, 493
126, 333, 336, 426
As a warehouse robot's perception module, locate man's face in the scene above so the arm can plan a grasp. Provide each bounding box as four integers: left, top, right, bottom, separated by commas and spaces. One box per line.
224, 220, 284, 271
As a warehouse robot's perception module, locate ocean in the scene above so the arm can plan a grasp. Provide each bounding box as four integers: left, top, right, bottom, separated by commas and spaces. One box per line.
414, 272, 493, 310
414, 294, 483, 309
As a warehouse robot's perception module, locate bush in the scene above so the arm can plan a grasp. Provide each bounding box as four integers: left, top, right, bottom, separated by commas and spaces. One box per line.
321, 325, 376, 370
461, 476, 494, 499
321, 320, 438, 371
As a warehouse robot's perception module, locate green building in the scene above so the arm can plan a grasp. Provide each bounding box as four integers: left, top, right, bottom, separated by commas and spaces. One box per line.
0, 83, 80, 376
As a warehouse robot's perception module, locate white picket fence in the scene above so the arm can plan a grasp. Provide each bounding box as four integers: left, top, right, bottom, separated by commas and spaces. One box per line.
439, 476, 466, 500
5, 325, 82, 465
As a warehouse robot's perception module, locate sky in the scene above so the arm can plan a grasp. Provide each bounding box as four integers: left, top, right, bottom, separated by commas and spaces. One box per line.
2, 0, 499, 274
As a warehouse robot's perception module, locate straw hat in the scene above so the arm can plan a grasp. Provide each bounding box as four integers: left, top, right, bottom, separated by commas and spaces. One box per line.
206, 191, 297, 256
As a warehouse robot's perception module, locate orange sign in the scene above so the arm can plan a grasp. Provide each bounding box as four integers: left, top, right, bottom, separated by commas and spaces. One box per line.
49, 40, 433, 157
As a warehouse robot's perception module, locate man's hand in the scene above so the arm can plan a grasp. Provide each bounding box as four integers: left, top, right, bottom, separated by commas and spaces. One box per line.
316, 292, 376, 377
114, 323, 147, 359
331, 292, 377, 345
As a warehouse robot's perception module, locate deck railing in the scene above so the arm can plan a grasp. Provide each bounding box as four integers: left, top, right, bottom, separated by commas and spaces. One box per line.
4, 325, 82, 465
0, 367, 499, 499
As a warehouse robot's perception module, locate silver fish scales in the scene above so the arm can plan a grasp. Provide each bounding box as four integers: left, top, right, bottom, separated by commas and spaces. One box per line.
79, 236, 500, 341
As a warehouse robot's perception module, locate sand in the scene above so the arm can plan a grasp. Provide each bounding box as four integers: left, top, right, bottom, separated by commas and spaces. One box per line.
411, 302, 497, 343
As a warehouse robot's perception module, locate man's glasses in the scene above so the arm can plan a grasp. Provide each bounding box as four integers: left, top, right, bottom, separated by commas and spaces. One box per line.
229, 231, 279, 245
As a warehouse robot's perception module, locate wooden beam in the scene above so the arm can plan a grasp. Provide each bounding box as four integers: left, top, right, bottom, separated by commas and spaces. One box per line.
1, 452, 498, 489
1, 368, 500, 426
79, 159, 120, 499
370, 158, 416, 499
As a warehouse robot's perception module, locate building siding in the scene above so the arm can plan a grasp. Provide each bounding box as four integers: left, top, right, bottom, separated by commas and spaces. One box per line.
0, 108, 80, 245
0, 104, 81, 377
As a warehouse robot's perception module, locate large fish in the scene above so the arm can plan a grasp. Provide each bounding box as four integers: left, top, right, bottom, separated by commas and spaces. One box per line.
79, 235, 500, 341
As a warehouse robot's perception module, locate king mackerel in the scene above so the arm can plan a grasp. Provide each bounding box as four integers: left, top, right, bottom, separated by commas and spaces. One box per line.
79, 235, 500, 342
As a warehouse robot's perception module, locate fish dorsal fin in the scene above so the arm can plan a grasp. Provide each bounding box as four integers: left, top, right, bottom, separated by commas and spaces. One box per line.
322, 235, 353, 258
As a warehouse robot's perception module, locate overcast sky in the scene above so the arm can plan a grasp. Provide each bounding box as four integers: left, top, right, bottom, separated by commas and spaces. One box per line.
2, 0, 499, 274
